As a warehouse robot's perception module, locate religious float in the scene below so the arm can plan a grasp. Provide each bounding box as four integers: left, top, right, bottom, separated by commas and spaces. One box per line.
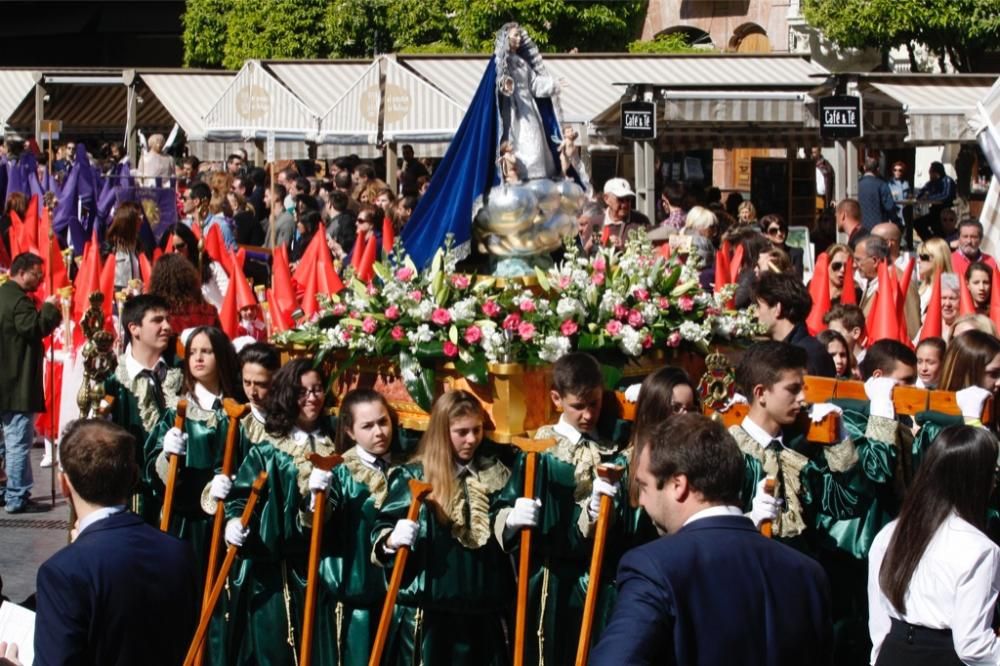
273, 23, 762, 440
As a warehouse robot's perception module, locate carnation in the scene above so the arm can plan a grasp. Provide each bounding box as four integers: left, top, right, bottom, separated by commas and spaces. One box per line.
519, 298, 536, 313
678, 296, 695, 312
384, 305, 400, 320
482, 300, 501, 317
362, 317, 377, 334
390, 326, 405, 341
464, 325, 483, 344
605, 320, 623, 336
443, 341, 459, 357
450, 274, 470, 289
502, 313, 522, 331
431, 308, 452, 326
627, 309, 644, 328
518, 321, 536, 340
560, 319, 578, 336
667, 331, 682, 347
395, 267, 415, 281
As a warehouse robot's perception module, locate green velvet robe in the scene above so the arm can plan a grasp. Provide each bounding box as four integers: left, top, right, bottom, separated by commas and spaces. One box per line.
495, 427, 631, 666
225, 432, 339, 666
371, 458, 514, 666
104, 361, 183, 523
317, 446, 396, 666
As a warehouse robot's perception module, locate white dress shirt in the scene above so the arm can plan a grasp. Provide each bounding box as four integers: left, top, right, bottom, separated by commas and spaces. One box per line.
192, 383, 222, 411
552, 415, 599, 446
77, 505, 126, 536
354, 445, 391, 472
123, 345, 167, 383
868, 513, 1000, 665
682, 505, 745, 527
740, 416, 785, 451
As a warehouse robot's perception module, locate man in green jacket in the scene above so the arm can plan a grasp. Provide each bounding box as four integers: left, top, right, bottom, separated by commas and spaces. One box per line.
0, 252, 62, 513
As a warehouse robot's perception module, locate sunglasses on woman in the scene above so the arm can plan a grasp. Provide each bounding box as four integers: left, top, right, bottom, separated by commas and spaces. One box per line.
830, 261, 845, 271
766, 227, 785, 237
919, 254, 931, 261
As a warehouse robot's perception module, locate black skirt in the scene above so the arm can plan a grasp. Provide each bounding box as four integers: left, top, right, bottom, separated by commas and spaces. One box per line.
874, 618, 964, 666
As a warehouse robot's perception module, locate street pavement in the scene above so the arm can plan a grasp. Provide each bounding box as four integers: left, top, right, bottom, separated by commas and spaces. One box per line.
0, 446, 72, 605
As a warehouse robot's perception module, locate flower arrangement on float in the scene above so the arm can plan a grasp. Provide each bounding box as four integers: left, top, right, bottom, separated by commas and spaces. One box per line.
274, 232, 762, 409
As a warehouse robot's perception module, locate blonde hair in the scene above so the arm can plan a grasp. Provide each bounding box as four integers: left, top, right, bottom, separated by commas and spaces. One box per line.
684, 206, 717, 233
413, 390, 485, 523
148, 134, 165, 153
919, 238, 954, 290
949, 314, 998, 340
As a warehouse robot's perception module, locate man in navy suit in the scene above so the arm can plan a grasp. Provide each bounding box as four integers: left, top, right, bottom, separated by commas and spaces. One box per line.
591, 413, 833, 666
30, 419, 199, 666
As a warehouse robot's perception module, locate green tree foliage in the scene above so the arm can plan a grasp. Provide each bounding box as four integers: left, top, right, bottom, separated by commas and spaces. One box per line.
628, 32, 699, 54
182, 0, 229, 67
183, 0, 649, 67
802, 0, 1000, 72
222, 0, 329, 69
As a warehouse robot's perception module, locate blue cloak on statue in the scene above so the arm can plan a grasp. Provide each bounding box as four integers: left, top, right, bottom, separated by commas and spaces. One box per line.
401, 56, 565, 269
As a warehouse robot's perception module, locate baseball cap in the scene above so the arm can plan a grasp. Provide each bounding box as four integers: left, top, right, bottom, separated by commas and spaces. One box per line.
603, 178, 635, 199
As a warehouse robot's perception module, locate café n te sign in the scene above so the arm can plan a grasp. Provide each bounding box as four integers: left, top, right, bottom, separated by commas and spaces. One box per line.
621, 101, 657, 141
819, 95, 863, 139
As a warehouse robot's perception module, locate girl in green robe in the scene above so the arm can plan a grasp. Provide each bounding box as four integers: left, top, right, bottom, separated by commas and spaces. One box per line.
319, 388, 400, 666
372, 390, 515, 666
225, 357, 338, 666
145, 325, 243, 574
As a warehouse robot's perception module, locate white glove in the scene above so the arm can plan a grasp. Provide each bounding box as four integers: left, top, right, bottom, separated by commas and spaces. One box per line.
957, 386, 993, 420
309, 468, 334, 494
623, 384, 642, 403
385, 519, 419, 553
749, 478, 781, 528
865, 377, 899, 419
505, 497, 542, 530
163, 427, 187, 456
225, 518, 249, 547
209, 474, 233, 501
718, 392, 750, 413
808, 402, 843, 423
307, 468, 334, 510
587, 478, 619, 520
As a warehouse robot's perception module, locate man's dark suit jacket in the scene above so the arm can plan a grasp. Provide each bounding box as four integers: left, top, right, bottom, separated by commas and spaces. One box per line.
34, 511, 198, 666
590, 515, 833, 666
784, 322, 837, 378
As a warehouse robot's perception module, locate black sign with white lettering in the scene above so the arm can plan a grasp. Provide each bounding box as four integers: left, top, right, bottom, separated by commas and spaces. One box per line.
819, 95, 862, 139
621, 101, 657, 140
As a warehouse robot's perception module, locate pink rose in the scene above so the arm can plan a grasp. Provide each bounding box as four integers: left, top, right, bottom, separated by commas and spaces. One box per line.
450, 274, 470, 289
613, 303, 628, 320
560, 319, 578, 336
627, 309, 644, 328
390, 326, 405, 341
350, 310, 360, 319
395, 267, 415, 281
678, 296, 695, 312
519, 298, 536, 313
408, 289, 423, 301
593, 257, 607, 272
482, 300, 501, 317
502, 313, 521, 331
431, 308, 452, 326
657, 296, 670, 310
591, 272, 605, 286
633, 287, 650, 302
642, 334, 654, 349
341, 328, 353, 341
443, 341, 459, 357
384, 305, 400, 320
332, 303, 347, 315
464, 325, 483, 344
362, 317, 377, 334
518, 321, 536, 340
667, 331, 681, 348
605, 320, 623, 336
557, 275, 571, 289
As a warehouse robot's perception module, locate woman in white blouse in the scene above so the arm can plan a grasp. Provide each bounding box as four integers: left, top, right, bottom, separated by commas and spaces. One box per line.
868, 425, 1000, 666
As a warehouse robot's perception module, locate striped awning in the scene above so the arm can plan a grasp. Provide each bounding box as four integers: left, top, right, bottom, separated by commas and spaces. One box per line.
317, 60, 380, 145
0, 71, 35, 129
140, 71, 235, 141
6, 79, 173, 136
202, 59, 319, 141
660, 91, 814, 125
382, 58, 465, 142
266, 61, 371, 120
868, 77, 994, 143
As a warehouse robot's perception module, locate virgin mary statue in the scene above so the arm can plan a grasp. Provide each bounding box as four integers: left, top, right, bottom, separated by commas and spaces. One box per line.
401, 23, 581, 270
